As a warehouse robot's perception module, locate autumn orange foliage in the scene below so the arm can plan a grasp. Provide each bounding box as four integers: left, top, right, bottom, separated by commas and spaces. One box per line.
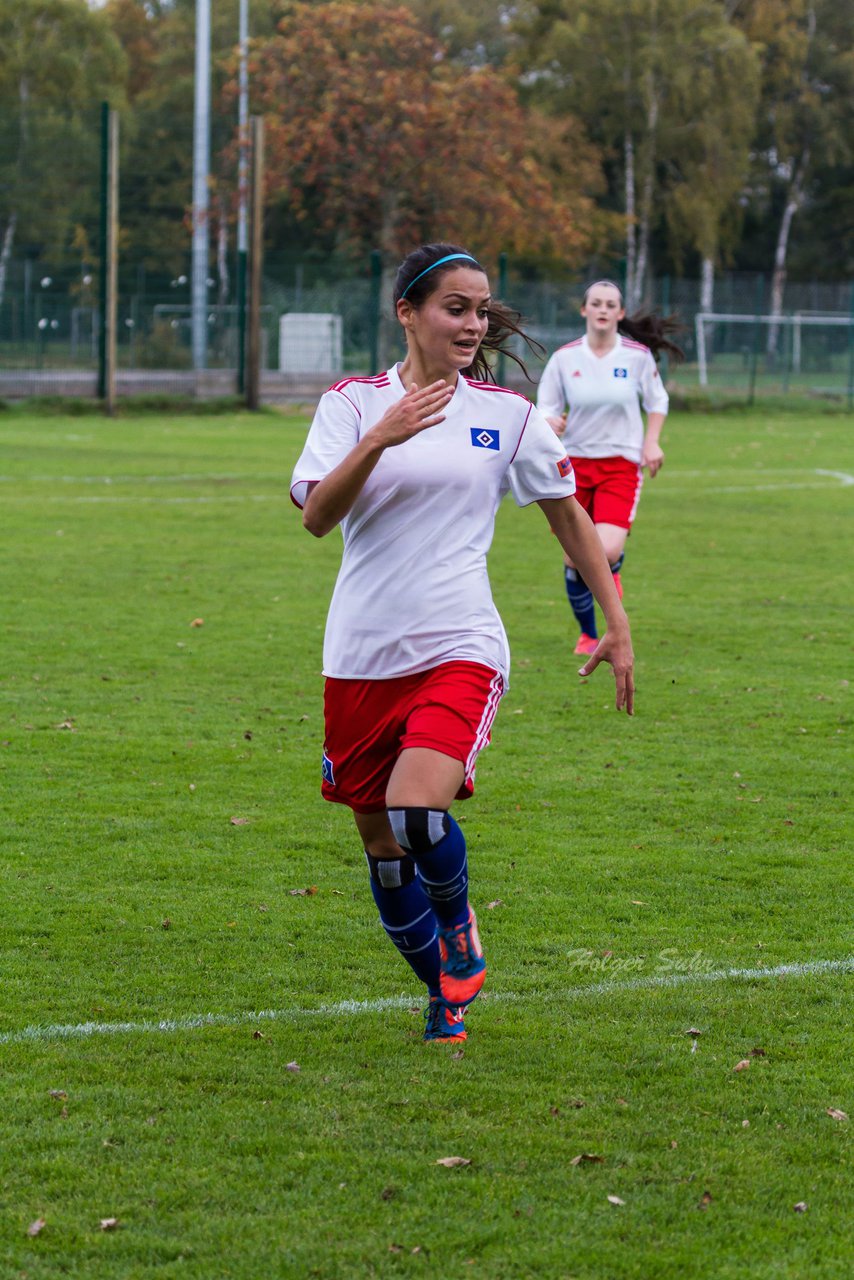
233, 2, 608, 267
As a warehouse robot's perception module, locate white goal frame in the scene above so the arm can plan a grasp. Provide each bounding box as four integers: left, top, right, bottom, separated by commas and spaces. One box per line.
695, 311, 853, 386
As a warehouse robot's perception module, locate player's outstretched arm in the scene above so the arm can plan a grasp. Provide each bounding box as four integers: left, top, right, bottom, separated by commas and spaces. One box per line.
303, 381, 453, 537
537, 496, 635, 715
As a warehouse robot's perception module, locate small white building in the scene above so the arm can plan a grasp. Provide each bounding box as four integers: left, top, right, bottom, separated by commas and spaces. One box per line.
279, 313, 343, 374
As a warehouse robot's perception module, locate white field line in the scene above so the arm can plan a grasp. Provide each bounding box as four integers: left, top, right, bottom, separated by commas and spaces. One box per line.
1, 468, 851, 503
1, 956, 850, 1048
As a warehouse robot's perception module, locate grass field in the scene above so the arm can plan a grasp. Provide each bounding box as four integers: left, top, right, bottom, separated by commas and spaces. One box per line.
1, 400, 851, 1279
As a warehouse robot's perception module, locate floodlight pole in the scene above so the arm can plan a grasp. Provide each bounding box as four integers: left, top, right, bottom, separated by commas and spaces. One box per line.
236, 0, 249, 393
191, 0, 211, 372
246, 116, 264, 410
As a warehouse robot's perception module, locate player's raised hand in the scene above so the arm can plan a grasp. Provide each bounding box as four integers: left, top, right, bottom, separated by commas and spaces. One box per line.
578, 629, 635, 715
372, 380, 454, 447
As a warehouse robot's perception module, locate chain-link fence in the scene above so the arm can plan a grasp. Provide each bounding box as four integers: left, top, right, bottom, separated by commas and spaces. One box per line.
1, 87, 851, 402
1, 254, 852, 405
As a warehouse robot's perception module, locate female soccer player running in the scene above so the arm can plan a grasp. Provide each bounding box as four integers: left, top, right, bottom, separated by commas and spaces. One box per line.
537, 280, 684, 655
290, 245, 634, 1043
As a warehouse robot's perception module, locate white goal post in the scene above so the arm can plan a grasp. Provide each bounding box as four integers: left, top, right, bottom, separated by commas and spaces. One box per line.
695, 312, 853, 386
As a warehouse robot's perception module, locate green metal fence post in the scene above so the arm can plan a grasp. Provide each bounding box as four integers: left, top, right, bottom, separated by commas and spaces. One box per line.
369, 249, 381, 374
497, 251, 508, 384
748, 274, 764, 406
659, 274, 670, 384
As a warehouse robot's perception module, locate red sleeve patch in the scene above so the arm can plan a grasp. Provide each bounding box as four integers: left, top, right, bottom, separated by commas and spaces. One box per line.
557, 455, 573, 479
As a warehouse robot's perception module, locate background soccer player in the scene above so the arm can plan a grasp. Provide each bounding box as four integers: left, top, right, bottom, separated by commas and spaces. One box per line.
537, 281, 684, 656
290, 244, 634, 1044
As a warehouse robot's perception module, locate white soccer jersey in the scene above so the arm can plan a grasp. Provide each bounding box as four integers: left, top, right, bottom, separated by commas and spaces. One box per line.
290, 364, 576, 683
536, 334, 669, 464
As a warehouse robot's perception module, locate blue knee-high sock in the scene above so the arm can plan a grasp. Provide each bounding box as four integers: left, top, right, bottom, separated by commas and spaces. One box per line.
387, 808, 469, 930
564, 566, 597, 637
365, 853, 441, 996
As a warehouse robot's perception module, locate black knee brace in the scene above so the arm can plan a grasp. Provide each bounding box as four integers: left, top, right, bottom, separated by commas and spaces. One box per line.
387, 807, 449, 856
364, 850, 416, 890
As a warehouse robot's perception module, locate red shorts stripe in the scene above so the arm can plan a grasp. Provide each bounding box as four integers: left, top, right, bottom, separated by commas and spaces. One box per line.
321, 661, 505, 814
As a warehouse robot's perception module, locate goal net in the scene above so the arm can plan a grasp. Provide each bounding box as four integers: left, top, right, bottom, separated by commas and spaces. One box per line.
695, 312, 853, 394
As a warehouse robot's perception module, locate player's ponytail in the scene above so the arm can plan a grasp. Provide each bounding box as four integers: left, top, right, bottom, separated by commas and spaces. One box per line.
619, 311, 685, 364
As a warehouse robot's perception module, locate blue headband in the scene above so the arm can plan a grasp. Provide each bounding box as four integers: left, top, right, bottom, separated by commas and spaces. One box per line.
400, 253, 480, 299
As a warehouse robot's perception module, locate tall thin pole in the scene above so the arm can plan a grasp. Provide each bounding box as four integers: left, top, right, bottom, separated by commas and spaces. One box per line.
246, 115, 264, 411
98, 103, 119, 413
97, 102, 109, 401
236, 0, 249, 393
191, 0, 211, 372
497, 251, 507, 385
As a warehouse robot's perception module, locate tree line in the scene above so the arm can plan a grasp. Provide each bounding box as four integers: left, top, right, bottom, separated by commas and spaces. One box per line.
1, 0, 851, 315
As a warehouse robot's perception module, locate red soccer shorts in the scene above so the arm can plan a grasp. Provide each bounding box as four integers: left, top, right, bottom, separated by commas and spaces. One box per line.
321, 661, 505, 814
571, 455, 644, 529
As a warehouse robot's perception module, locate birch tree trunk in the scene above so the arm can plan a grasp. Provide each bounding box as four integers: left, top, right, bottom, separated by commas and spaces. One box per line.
216, 195, 229, 307
632, 75, 659, 312
624, 131, 637, 309
700, 256, 714, 313
766, 150, 809, 359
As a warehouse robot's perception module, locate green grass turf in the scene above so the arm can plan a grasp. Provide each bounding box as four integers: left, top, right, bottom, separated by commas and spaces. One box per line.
0, 403, 851, 1278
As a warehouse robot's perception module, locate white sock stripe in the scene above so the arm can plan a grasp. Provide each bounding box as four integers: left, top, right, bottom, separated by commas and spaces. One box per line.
464, 671, 504, 782
381, 907, 435, 934
427, 809, 447, 845
416, 866, 467, 890
0, 957, 848, 1046
391, 933, 439, 957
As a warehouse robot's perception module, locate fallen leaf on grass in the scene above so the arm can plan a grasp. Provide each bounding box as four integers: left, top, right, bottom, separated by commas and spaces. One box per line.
435, 1156, 471, 1168
288, 886, 318, 897
698, 1191, 713, 1210
190, 618, 204, 627
570, 1153, 604, 1166
48, 1090, 67, 1100
252, 1030, 265, 1040
55, 720, 76, 731
750, 1047, 766, 1057
229, 816, 250, 826
451, 1050, 465, 1061
161, 918, 172, 930
607, 1195, 625, 1206
733, 1059, 751, 1072
285, 1061, 300, 1073
685, 1028, 702, 1037
27, 1218, 46, 1237
485, 900, 504, 910
99, 1218, 119, 1231
793, 1202, 808, 1213
629, 900, 647, 906
826, 1108, 848, 1121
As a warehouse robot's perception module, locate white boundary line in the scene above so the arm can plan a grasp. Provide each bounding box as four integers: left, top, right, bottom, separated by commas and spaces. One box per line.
2, 468, 851, 503
1, 956, 850, 1047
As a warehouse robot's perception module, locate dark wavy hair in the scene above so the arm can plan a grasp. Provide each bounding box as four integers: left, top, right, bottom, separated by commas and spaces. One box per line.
394, 242, 543, 383
583, 279, 685, 364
